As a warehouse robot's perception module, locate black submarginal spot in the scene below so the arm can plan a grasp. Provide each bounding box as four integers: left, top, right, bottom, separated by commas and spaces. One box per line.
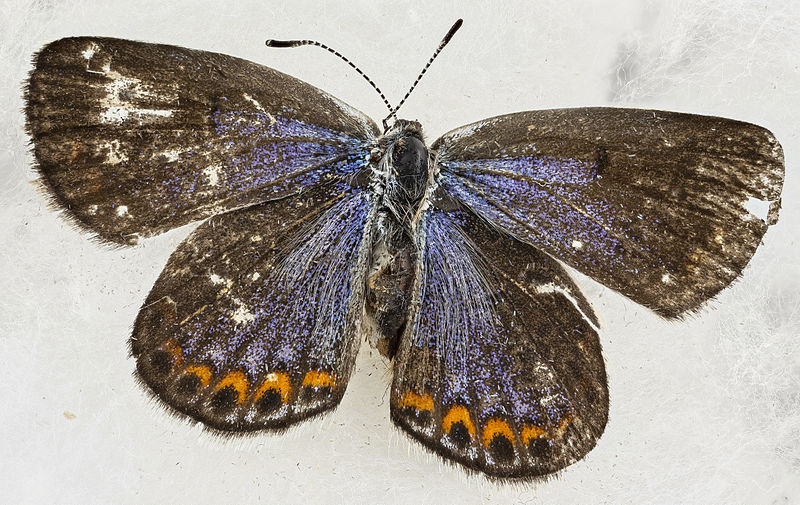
209, 386, 238, 413
448, 421, 470, 449
488, 435, 515, 462
415, 409, 432, 426
300, 385, 332, 402
401, 406, 415, 417
256, 389, 282, 414
175, 374, 201, 398
148, 350, 173, 376
401, 406, 433, 426
528, 437, 553, 458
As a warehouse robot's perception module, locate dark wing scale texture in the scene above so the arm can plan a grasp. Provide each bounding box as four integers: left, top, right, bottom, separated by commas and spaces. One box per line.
433, 108, 784, 317
26, 37, 378, 245
133, 182, 376, 431
391, 207, 607, 479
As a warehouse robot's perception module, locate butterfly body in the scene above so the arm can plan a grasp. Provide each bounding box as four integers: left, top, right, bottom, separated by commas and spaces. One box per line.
364, 119, 430, 357
25, 36, 783, 480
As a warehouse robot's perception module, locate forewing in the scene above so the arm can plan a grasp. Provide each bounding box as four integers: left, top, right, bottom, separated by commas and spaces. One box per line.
433, 108, 784, 317
26, 37, 378, 245
132, 182, 376, 431
391, 207, 607, 479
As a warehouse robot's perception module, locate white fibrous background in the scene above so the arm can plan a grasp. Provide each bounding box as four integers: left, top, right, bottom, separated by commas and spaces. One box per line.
1, 1, 798, 503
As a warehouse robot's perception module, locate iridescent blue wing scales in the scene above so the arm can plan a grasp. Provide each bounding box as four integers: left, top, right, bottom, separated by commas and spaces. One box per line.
25, 37, 378, 245
134, 182, 377, 430
25, 37, 385, 430
433, 108, 784, 317
390, 207, 607, 479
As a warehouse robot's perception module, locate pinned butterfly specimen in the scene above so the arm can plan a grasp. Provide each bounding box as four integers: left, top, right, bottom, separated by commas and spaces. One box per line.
24, 20, 784, 480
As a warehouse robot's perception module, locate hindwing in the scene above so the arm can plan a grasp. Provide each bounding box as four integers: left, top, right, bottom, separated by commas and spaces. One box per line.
391, 206, 607, 478
133, 182, 376, 430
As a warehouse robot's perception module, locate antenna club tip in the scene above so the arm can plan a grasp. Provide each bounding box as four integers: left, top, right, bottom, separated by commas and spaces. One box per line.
444, 19, 463, 41
265, 39, 299, 48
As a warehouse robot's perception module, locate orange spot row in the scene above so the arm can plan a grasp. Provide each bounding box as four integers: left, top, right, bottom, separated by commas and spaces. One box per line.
215, 371, 249, 404
521, 424, 547, 445
482, 418, 515, 448
521, 413, 574, 444
443, 405, 476, 438
185, 365, 212, 387
302, 370, 334, 389
401, 391, 434, 412
254, 372, 292, 404
177, 366, 334, 405
395, 391, 577, 450
163, 340, 183, 366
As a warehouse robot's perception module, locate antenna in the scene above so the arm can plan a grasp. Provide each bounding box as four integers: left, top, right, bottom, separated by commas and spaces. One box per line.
266, 36, 393, 114
266, 19, 464, 130
383, 19, 462, 128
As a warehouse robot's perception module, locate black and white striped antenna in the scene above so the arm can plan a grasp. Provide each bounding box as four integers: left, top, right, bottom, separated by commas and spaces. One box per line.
266, 19, 463, 130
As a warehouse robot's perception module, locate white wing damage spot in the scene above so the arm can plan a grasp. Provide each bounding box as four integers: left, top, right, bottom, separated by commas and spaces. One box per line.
539, 393, 562, 409
531, 362, 557, 381
82, 42, 110, 75
98, 70, 177, 125
203, 164, 222, 185
231, 297, 256, 326
100, 105, 172, 124
161, 149, 181, 162
99, 106, 130, 124
243, 93, 265, 111
209, 273, 227, 285
251, 272, 261, 281
571, 239, 584, 250
102, 140, 127, 164
744, 196, 771, 222
115, 205, 130, 217
250, 235, 262, 242
81, 43, 98, 61
661, 273, 671, 284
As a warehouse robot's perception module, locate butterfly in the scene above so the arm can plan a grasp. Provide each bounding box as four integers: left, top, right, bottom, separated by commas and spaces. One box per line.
24, 21, 784, 480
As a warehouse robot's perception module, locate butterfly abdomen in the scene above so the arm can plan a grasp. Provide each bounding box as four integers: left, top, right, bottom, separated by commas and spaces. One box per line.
365, 225, 416, 358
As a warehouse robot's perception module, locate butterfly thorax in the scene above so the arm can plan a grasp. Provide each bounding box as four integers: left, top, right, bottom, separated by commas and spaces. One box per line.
365, 120, 429, 358
377, 119, 429, 218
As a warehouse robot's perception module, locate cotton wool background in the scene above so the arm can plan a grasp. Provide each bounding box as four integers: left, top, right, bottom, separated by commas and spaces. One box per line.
1, 0, 798, 503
